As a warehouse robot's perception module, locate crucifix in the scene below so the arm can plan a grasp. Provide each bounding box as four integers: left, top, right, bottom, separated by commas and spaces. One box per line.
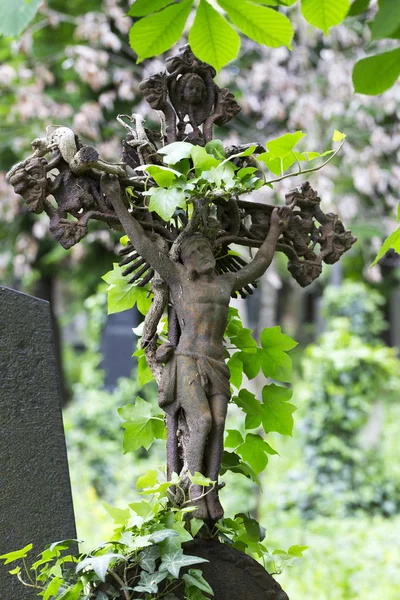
7, 45, 355, 522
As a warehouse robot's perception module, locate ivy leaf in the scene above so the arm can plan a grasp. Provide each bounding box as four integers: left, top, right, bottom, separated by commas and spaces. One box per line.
160, 550, 208, 578
147, 186, 187, 221
205, 140, 226, 160
185, 587, 209, 600
258, 151, 303, 176
135, 470, 159, 490
139, 545, 161, 573
190, 145, 221, 174
118, 397, 166, 453
76, 554, 125, 582
266, 131, 305, 158
102, 503, 130, 526
137, 164, 181, 187
190, 518, 205, 537
0, 544, 32, 565
150, 529, 179, 543
233, 389, 263, 429
188, 472, 215, 486
301, 0, 350, 35
129, 0, 193, 61
332, 129, 346, 142
225, 429, 244, 448
227, 352, 243, 389
371, 226, 400, 266
370, 0, 400, 40
189, 0, 240, 71
128, 0, 176, 17
287, 544, 309, 557
218, 0, 294, 49
102, 263, 152, 315
133, 348, 155, 387
0, 0, 42, 37
159, 141, 194, 165
236, 433, 278, 473
220, 451, 261, 486
43, 577, 63, 600
261, 385, 296, 435
258, 326, 297, 382
352, 48, 400, 95
134, 570, 168, 594
183, 569, 214, 596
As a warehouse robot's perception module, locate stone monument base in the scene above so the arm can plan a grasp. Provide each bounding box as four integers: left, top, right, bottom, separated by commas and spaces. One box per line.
179, 539, 289, 600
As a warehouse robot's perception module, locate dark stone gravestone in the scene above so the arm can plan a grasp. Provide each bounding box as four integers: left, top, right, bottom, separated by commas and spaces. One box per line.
0, 286, 77, 599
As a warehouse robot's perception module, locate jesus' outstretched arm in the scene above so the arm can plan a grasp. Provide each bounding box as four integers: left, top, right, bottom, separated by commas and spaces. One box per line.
228, 206, 292, 292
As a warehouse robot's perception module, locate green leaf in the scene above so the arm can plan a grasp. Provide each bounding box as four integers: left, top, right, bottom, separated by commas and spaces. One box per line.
129, 0, 193, 61
139, 165, 181, 187
102, 503, 130, 526
218, 0, 294, 48
352, 48, 400, 95
233, 389, 263, 429
370, 0, 400, 40
205, 140, 226, 160
118, 397, 166, 453
150, 529, 179, 543
147, 186, 187, 221
258, 326, 297, 382
0, 0, 42, 37
43, 576, 63, 600
190, 145, 221, 174
160, 550, 208, 578
261, 385, 296, 435
128, 0, 175, 17
332, 129, 346, 142
225, 429, 244, 448
8, 566, 21, 575
133, 348, 155, 387
134, 569, 168, 594
185, 586, 209, 600
220, 451, 261, 485
227, 352, 244, 389
159, 141, 194, 165
371, 226, 400, 266
190, 518, 205, 537
257, 151, 300, 176
76, 554, 124, 582
301, 0, 350, 35
189, 0, 240, 71
287, 544, 309, 557
102, 263, 152, 315
120, 235, 129, 246
266, 131, 305, 158
183, 569, 214, 595
188, 472, 215, 486
0, 543, 32, 564
139, 545, 160, 573
236, 433, 278, 473
135, 469, 159, 490
348, 0, 370, 16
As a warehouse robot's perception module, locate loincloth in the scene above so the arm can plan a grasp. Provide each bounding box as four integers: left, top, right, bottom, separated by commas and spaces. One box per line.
158, 350, 231, 415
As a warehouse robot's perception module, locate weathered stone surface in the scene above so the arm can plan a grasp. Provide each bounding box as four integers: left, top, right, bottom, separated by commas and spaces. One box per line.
0, 286, 76, 599
179, 539, 290, 600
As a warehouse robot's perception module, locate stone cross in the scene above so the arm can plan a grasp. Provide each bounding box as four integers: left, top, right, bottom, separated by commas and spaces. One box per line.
0, 286, 77, 599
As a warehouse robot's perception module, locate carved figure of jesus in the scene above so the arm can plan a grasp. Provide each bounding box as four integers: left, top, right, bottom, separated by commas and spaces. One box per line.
102, 175, 291, 520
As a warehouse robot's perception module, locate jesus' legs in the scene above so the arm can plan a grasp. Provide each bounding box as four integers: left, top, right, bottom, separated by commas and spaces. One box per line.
205, 393, 228, 520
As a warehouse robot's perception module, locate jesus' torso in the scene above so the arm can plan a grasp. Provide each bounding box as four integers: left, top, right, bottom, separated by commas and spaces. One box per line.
170, 271, 232, 360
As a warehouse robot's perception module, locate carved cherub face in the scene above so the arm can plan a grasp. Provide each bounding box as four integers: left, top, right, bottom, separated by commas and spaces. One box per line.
8, 158, 48, 214
180, 236, 216, 276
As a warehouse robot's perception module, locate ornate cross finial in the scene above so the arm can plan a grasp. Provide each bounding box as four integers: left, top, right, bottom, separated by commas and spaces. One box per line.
140, 45, 241, 145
